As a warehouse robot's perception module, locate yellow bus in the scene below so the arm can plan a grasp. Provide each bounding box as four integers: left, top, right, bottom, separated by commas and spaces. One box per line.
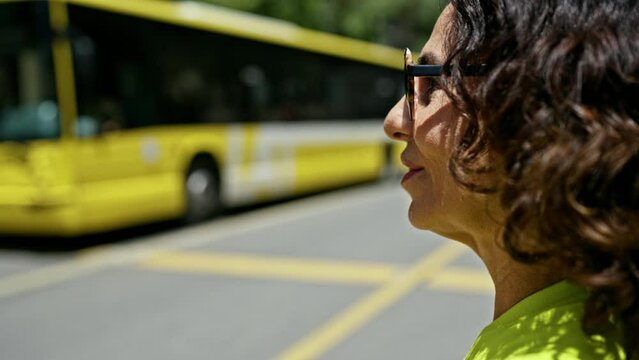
0, 0, 404, 237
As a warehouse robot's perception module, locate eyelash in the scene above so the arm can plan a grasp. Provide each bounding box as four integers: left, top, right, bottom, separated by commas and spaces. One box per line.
417, 78, 441, 105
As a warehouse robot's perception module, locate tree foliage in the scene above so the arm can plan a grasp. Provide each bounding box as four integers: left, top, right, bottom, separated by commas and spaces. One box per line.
188, 0, 446, 49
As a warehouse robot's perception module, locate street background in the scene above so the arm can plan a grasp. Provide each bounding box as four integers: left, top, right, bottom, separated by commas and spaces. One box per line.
0, 182, 493, 359
0, 2, 495, 358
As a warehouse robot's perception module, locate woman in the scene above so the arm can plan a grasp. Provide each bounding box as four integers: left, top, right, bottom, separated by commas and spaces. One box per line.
384, 0, 638, 359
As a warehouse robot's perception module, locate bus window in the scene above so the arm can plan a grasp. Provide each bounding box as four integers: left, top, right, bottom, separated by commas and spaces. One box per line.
67, 5, 401, 127
0, 2, 58, 141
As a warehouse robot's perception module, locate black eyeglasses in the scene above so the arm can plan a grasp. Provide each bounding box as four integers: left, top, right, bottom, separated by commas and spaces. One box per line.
404, 48, 487, 119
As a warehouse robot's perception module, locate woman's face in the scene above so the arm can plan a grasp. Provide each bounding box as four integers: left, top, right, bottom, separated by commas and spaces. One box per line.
384, 7, 497, 243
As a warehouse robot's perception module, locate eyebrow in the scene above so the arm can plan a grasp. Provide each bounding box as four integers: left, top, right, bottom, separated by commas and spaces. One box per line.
417, 52, 440, 65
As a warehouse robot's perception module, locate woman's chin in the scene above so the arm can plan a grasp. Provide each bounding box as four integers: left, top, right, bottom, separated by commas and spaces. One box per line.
407, 202, 432, 230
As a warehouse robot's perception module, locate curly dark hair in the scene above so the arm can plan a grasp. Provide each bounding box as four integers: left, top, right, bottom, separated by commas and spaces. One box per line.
442, 0, 639, 356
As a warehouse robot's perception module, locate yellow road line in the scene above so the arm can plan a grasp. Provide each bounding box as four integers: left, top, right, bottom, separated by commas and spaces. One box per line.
428, 267, 494, 295
139, 251, 400, 286
139, 250, 494, 294
275, 242, 466, 360
77, 182, 399, 259
0, 183, 397, 301
0, 258, 103, 300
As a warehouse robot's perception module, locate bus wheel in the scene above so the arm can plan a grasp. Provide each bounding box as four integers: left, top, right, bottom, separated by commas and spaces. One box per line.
184, 159, 220, 223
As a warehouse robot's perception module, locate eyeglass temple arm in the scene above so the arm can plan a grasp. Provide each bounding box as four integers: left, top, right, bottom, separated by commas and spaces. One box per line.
407, 64, 488, 76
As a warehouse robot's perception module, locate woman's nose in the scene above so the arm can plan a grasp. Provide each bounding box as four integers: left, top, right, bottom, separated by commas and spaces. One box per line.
384, 97, 412, 142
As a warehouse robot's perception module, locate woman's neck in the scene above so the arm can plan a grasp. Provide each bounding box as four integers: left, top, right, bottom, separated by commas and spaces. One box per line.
481, 250, 562, 320
447, 203, 562, 320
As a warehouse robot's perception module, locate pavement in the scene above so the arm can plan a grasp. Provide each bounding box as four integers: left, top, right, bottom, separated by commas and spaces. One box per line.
0, 182, 494, 360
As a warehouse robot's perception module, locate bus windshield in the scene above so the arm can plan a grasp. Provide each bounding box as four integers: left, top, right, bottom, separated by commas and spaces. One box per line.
0, 2, 59, 142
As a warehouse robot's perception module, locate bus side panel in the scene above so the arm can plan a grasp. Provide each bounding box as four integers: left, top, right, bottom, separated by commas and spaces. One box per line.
69, 125, 229, 233
0, 203, 80, 237
294, 142, 385, 195
219, 122, 388, 205
0, 137, 186, 236
0, 126, 230, 236
0, 141, 83, 236
75, 174, 184, 233
68, 131, 183, 233
220, 124, 299, 207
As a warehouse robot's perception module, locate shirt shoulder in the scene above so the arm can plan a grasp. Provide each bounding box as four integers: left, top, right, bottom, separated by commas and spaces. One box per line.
464, 281, 626, 360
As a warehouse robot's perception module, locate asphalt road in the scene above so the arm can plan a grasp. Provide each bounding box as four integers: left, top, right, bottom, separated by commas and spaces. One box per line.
0, 182, 494, 360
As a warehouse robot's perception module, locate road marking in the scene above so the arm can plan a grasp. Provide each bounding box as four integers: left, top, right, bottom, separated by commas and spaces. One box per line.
0, 257, 104, 300
428, 267, 494, 295
275, 242, 467, 360
80, 182, 400, 257
0, 183, 399, 300
138, 250, 493, 294
140, 251, 400, 285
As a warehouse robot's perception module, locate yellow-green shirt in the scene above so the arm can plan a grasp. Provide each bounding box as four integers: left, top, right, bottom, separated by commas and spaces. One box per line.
465, 281, 626, 360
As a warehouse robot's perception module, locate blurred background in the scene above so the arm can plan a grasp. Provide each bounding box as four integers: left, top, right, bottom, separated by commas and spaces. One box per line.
197, 0, 443, 50
0, 0, 493, 359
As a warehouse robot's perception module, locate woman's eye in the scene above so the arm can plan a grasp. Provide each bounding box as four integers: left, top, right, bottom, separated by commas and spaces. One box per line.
417, 78, 440, 105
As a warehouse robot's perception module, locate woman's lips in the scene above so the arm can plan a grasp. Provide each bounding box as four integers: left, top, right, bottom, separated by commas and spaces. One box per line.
400, 155, 424, 185
401, 168, 423, 185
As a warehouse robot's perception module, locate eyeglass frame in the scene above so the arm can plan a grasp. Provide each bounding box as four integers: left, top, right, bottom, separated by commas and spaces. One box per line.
404, 48, 487, 119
